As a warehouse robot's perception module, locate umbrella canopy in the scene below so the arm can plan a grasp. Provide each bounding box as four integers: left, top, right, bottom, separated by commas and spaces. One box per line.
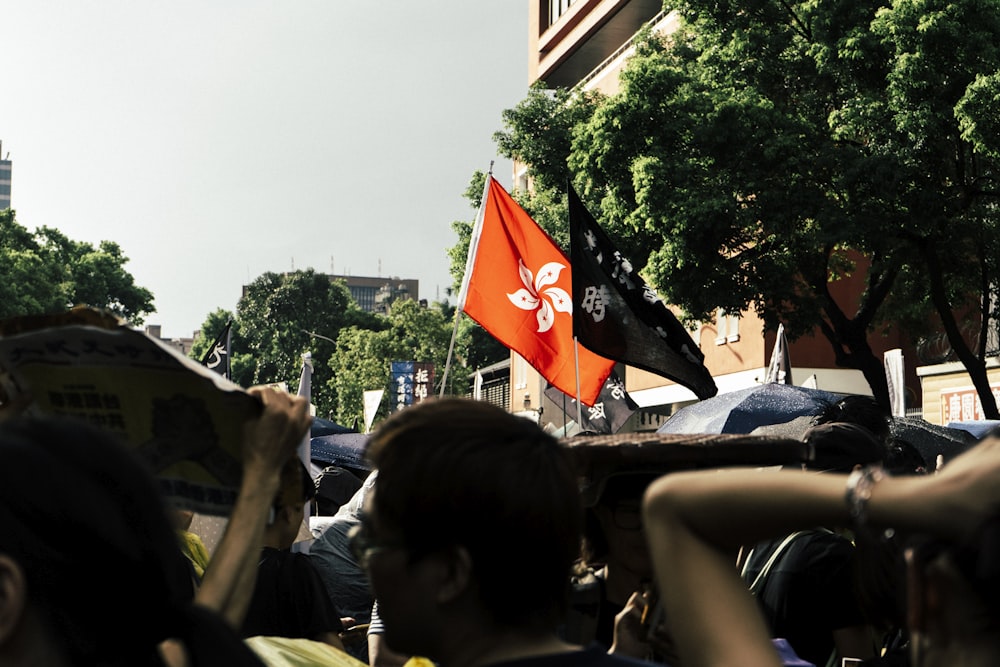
657, 383, 844, 435
310, 433, 370, 471
564, 431, 812, 506
891, 417, 976, 470
946, 420, 1000, 440
754, 415, 978, 473
310, 417, 357, 438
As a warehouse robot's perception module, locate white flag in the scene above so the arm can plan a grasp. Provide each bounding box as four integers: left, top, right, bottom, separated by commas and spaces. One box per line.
473, 370, 484, 401
363, 389, 384, 434
764, 324, 793, 384
296, 352, 314, 469
884, 349, 905, 417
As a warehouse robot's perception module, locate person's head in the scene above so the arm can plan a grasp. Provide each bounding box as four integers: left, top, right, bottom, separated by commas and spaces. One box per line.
904, 514, 1000, 664
884, 437, 928, 476
358, 398, 583, 657
268, 457, 315, 548
582, 472, 658, 578
814, 395, 891, 444
0, 416, 219, 665
803, 421, 886, 473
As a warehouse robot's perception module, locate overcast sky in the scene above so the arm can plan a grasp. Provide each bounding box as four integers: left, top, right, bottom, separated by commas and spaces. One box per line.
2, 2, 527, 338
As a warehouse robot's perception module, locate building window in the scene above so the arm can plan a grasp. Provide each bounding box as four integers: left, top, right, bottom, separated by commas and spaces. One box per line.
715, 309, 740, 345
548, 0, 576, 27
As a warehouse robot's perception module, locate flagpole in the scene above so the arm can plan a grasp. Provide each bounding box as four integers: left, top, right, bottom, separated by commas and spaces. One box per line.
573, 337, 583, 426
440, 165, 494, 397
561, 390, 567, 433
439, 308, 463, 398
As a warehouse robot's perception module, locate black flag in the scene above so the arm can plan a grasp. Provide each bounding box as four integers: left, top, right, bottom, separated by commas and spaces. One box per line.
545, 370, 638, 434
568, 184, 717, 400
199, 320, 232, 380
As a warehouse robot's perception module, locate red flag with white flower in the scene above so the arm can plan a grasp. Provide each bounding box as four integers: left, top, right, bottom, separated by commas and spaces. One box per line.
457, 175, 614, 406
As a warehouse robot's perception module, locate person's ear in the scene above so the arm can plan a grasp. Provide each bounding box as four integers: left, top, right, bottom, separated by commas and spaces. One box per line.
0, 554, 28, 645
435, 545, 473, 604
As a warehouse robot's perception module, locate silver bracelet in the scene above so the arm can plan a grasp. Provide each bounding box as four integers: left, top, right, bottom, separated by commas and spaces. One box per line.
845, 465, 885, 528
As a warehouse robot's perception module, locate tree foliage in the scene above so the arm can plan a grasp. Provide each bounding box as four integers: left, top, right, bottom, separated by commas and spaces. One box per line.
234, 270, 379, 418
0, 210, 154, 324
327, 299, 470, 429
490, 0, 1000, 414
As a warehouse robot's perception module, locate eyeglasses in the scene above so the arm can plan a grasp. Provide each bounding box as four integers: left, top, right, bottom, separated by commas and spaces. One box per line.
611, 502, 643, 531
347, 522, 407, 569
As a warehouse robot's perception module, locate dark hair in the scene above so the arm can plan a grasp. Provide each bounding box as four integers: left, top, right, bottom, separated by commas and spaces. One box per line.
883, 438, 928, 476
366, 398, 582, 629
803, 421, 886, 473
275, 457, 316, 509
0, 416, 263, 667
814, 396, 891, 444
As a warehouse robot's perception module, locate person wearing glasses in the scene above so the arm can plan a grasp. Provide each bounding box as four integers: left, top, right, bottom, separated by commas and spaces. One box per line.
564, 472, 669, 662
349, 397, 653, 667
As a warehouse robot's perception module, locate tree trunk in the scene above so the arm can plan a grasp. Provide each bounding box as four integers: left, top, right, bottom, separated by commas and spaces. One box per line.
923, 243, 1000, 419
816, 315, 892, 410
809, 252, 893, 412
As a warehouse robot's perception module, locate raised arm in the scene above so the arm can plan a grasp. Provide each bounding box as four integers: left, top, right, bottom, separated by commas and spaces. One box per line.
194, 386, 311, 627
641, 437, 1000, 667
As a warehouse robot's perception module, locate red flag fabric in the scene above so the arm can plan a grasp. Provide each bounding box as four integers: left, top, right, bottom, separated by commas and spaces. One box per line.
459, 176, 614, 406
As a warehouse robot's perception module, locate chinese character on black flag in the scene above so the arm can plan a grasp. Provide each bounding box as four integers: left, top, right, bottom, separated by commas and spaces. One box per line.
544, 371, 638, 434
199, 320, 232, 380
568, 183, 717, 400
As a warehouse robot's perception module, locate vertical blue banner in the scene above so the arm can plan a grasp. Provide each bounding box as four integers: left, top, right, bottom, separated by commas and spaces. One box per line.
390, 360, 414, 413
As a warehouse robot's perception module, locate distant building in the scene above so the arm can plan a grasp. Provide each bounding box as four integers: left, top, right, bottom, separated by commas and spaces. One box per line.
144, 324, 197, 357
0, 141, 11, 211
468, 358, 511, 410
328, 274, 420, 314
241, 273, 421, 315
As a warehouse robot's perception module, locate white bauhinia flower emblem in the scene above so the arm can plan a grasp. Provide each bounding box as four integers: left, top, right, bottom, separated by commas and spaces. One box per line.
507, 259, 572, 333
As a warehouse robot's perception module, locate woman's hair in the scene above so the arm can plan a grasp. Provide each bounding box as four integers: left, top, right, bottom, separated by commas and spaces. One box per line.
366, 398, 583, 629
0, 416, 262, 667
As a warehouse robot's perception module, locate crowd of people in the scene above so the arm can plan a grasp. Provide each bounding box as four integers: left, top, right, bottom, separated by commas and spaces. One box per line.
2, 372, 999, 667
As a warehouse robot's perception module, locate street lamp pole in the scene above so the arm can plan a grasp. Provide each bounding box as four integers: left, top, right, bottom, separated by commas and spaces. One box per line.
301, 329, 336, 344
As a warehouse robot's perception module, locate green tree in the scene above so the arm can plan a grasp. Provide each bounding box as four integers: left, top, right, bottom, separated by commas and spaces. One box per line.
492, 0, 1000, 415
0, 210, 154, 324
236, 269, 377, 418
36, 228, 154, 325
328, 299, 469, 430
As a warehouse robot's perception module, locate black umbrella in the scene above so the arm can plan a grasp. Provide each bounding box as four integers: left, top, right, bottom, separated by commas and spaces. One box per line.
658, 383, 844, 435
310, 417, 357, 438
890, 417, 976, 470
564, 431, 812, 506
310, 433, 370, 471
